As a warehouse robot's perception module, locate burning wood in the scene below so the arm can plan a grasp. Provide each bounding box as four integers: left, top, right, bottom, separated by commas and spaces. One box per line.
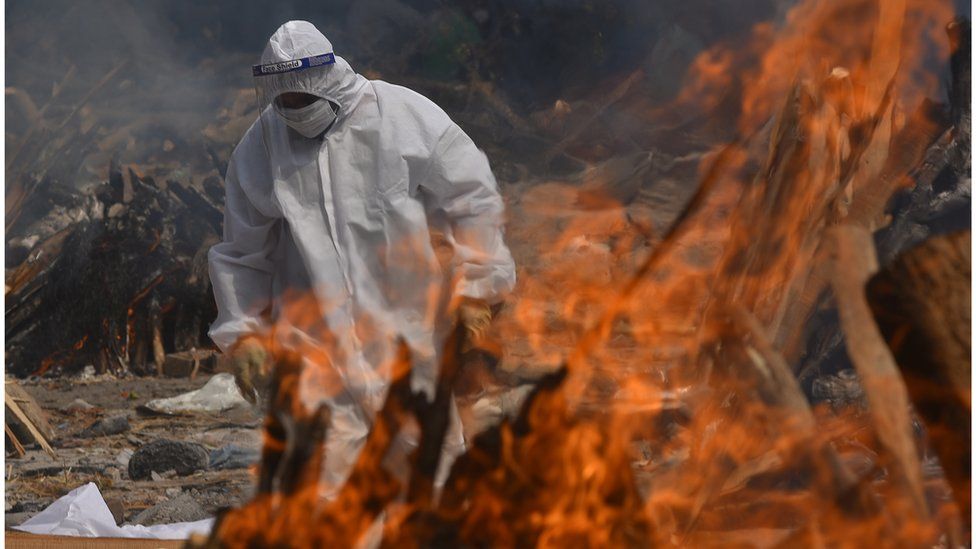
829, 225, 929, 518
5, 165, 222, 377
3, 0, 968, 546
184, 0, 971, 546
868, 230, 972, 523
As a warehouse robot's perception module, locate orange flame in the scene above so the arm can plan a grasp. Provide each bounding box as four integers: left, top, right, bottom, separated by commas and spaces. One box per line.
208, 0, 965, 546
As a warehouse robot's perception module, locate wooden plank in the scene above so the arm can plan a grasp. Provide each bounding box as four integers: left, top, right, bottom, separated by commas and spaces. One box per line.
829, 224, 929, 518
5, 382, 55, 443
4, 531, 184, 548
5, 394, 57, 459
867, 230, 971, 523
733, 306, 883, 514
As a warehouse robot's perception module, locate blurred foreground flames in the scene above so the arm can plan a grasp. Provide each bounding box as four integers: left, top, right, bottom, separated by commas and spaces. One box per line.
201, 0, 969, 546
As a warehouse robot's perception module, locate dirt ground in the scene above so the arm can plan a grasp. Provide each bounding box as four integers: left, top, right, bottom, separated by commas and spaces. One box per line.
4, 358, 555, 532
5, 374, 261, 527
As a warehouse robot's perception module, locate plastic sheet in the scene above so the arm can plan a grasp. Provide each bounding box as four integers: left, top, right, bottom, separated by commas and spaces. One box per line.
143, 373, 250, 414
14, 482, 213, 540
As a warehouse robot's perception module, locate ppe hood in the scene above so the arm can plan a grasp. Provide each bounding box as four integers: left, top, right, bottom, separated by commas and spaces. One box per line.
253, 20, 368, 129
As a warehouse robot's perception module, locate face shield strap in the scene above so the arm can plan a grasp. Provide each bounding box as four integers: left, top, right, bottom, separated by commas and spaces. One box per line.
252, 52, 336, 77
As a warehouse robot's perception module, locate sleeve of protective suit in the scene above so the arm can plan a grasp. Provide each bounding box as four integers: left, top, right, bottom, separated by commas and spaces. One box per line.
207, 157, 280, 353
421, 124, 516, 303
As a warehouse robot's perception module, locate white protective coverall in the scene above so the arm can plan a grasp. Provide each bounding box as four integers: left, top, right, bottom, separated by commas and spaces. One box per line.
208, 20, 516, 492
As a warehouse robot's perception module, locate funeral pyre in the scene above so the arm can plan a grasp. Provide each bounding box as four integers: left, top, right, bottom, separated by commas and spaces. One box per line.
197, 0, 970, 547
4, 0, 970, 546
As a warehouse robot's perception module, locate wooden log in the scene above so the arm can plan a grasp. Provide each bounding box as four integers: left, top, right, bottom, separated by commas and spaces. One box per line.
667, 303, 889, 543
734, 306, 893, 520
468, 70, 534, 134
6, 61, 124, 232
5, 387, 57, 459
6, 160, 222, 377
866, 230, 971, 522
6, 423, 26, 458
828, 224, 929, 518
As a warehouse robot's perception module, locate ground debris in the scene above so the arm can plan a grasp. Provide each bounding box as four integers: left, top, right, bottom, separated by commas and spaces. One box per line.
60, 398, 96, 413
79, 414, 130, 438
131, 493, 209, 526
208, 445, 259, 471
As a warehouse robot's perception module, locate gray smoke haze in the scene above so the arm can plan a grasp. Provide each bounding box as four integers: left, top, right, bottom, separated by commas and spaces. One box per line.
5, 0, 966, 232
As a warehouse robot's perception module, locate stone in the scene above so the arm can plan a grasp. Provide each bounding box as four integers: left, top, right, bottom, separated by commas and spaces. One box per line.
104, 497, 125, 525
127, 439, 209, 480
209, 444, 260, 470
61, 398, 95, 413
80, 414, 130, 437
131, 493, 209, 526
116, 449, 133, 467
103, 466, 122, 482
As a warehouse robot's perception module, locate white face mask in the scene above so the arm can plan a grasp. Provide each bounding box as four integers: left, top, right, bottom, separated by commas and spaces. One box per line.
276, 98, 337, 138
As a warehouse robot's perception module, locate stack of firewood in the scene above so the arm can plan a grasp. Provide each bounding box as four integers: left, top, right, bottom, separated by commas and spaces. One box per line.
5, 163, 222, 377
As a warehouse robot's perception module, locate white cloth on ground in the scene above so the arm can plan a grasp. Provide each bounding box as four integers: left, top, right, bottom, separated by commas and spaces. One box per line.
14, 482, 213, 540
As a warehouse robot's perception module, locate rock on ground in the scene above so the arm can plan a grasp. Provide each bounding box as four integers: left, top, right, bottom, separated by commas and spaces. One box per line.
80, 414, 130, 437
128, 439, 209, 480
209, 445, 260, 471
131, 493, 209, 526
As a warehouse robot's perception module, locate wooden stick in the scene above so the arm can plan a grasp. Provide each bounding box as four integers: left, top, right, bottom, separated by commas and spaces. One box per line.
681, 306, 884, 541
734, 305, 882, 515
5, 64, 77, 171
152, 315, 165, 377
5, 423, 26, 458
733, 306, 815, 425
829, 224, 929, 518
6, 60, 126, 231
190, 348, 201, 381
5, 393, 56, 459
468, 70, 533, 134
867, 230, 971, 523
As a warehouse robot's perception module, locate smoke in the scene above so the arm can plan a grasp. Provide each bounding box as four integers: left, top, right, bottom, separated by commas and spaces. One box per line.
4, 0, 964, 236
4, 0, 791, 145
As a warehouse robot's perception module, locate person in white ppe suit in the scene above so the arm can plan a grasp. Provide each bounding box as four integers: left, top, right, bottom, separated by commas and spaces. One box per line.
207, 20, 516, 494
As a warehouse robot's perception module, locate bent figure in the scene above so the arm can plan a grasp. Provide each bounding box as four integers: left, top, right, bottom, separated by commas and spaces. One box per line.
207, 20, 516, 494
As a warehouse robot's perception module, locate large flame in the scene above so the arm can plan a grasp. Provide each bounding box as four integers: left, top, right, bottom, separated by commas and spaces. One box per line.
205, 0, 964, 546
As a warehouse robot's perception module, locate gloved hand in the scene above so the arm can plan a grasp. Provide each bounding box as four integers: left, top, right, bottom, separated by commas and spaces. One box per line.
458, 298, 492, 343
229, 336, 271, 406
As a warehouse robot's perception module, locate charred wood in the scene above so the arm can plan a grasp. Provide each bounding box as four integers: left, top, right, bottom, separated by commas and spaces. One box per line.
867, 230, 971, 523
5, 165, 222, 377
829, 224, 929, 519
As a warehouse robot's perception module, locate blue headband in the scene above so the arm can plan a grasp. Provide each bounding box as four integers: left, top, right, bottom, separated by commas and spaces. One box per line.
252, 53, 336, 76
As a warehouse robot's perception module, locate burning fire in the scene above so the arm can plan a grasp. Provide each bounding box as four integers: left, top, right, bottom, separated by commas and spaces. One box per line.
202, 0, 965, 546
